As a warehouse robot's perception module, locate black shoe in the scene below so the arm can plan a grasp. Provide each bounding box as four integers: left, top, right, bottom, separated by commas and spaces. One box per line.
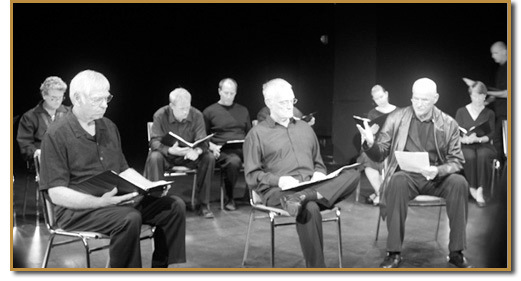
476, 201, 486, 208
447, 252, 472, 268
280, 195, 302, 216
380, 252, 402, 268
224, 199, 237, 211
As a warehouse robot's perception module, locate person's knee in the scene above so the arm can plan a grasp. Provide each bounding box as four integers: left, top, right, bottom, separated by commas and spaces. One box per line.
149, 151, 165, 163
171, 196, 186, 216
388, 172, 410, 194
447, 174, 468, 193
224, 154, 242, 170
297, 201, 321, 223
200, 151, 215, 165
119, 208, 142, 230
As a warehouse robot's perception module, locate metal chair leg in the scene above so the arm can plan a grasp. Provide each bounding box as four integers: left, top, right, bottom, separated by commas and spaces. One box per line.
270, 214, 275, 268
41, 234, 55, 268
375, 212, 382, 241
81, 237, 91, 268
336, 211, 343, 268
241, 210, 255, 266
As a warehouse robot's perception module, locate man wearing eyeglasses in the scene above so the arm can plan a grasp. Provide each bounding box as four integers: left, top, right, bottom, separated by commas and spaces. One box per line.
17, 76, 70, 162
39, 70, 186, 268
244, 78, 360, 267
357, 77, 471, 268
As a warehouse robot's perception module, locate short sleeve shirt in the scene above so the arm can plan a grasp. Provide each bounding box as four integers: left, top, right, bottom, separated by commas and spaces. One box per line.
39, 111, 129, 193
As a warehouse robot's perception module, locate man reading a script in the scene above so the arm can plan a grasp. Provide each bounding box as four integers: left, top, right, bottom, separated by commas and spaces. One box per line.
144, 87, 216, 218
357, 77, 470, 268
244, 78, 360, 267
39, 70, 186, 268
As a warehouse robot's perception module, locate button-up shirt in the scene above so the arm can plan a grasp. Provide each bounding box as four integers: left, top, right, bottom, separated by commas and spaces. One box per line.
149, 105, 208, 156
243, 115, 326, 198
39, 111, 130, 217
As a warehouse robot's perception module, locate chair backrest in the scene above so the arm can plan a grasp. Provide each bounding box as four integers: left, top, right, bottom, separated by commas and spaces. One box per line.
502, 119, 507, 157
250, 189, 263, 205
147, 122, 154, 142
34, 154, 57, 230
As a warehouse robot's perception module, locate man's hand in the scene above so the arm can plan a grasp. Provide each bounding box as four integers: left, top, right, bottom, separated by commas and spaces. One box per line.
168, 141, 190, 156
184, 148, 200, 161
356, 120, 374, 147
100, 188, 139, 207
278, 176, 299, 189
209, 142, 222, 159
420, 166, 439, 181
370, 124, 380, 135
310, 171, 327, 182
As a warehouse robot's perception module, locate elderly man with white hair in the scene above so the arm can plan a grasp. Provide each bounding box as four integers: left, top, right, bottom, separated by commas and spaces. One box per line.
39, 70, 186, 268
244, 78, 360, 268
357, 78, 470, 268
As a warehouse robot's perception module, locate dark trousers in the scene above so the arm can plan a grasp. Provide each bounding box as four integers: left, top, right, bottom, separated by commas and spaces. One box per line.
264, 169, 360, 267
56, 195, 186, 268
217, 148, 243, 200
461, 143, 496, 194
385, 171, 468, 253
144, 150, 215, 204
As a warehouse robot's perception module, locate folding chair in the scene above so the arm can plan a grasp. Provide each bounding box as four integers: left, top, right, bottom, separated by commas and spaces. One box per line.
147, 122, 199, 210
218, 164, 244, 210
490, 119, 508, 197
375, 195, 446, 241
242, 189, 343, 268
22, 158, 40, 224
35, 156, 155, 268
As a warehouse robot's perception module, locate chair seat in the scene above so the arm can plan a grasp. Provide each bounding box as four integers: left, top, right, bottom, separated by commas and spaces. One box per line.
53, 229, 109, 239
164, 166, 197, 177
409, 195, 446, 206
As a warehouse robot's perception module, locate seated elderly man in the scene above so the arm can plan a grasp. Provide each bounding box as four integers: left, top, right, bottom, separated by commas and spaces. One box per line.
244, 78, 359, 268
39, 70, 186, 268
357, 78, 471, 268
17, 76, 70, 162
144, 88, 216, 218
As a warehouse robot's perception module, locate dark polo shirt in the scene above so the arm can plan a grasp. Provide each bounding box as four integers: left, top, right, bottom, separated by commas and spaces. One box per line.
39, 111, 129, 194
243, 115, 326, 198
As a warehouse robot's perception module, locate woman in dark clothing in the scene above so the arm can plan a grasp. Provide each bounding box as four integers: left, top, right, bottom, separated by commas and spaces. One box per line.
455, 80, 496, 207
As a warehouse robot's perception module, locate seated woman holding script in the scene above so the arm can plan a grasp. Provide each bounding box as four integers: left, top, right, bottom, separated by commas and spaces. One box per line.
356, 85, 397, 206
456, 79, 496, 207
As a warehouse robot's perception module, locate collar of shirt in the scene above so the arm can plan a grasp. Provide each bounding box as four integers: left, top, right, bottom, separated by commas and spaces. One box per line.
34, 100, 68, 115
67, 111, 108, 141
265, 115, 297, 128
167, 106, 194, 124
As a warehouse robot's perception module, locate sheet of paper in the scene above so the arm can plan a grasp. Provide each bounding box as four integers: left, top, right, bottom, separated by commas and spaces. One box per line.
394, 151, 430, 173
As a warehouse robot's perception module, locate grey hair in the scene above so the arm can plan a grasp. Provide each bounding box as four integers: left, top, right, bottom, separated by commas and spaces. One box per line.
218, 78, 238, 90
262, 78, 292, 100
169, 88, 191, 105
40, 76, 67, 96
69, 70, 110, 101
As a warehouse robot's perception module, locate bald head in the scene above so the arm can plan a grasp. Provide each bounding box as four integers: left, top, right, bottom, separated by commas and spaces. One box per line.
490, 41, 507, 65
412, 78, 437, 95
411, 78, 439, 119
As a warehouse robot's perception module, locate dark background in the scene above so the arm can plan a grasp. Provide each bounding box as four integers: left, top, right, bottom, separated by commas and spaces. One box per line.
12, 3, 507, 172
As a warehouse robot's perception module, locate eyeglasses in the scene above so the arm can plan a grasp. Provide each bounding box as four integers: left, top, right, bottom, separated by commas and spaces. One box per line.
277, 98, 298, 106
89, 94, 113, 106
46, 96, 66, 102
